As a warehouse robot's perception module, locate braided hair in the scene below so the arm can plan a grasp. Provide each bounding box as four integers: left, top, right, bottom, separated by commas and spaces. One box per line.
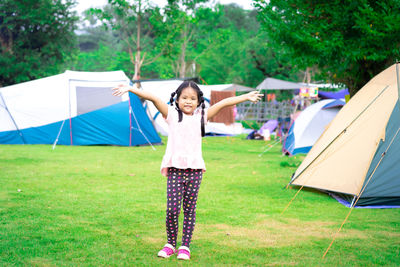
169, 81, 206, 137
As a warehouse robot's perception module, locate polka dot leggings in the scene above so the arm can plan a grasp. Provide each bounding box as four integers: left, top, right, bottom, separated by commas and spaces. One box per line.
166, 167, 203, 248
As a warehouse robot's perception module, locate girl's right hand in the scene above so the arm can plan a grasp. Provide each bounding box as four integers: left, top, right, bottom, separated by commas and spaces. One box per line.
112, 84, 131, 96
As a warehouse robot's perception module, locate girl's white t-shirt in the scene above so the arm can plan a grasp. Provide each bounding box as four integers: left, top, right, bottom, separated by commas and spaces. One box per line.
160, 106, 207, 176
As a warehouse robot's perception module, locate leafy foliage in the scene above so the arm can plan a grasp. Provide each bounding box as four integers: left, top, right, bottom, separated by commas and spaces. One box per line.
157, 0, 211, 78
194, 5, 302, 87
3, 0, 399, 93
254, 0, 400, 95
83, 0, 167, 80
74, 2, 302, 88
0, 0, 79, 86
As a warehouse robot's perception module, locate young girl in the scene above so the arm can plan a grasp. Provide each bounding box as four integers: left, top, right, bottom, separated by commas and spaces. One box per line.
112, 81, 262, 260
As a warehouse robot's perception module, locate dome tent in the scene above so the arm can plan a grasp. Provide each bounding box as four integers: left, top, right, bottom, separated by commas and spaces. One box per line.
289, 64, 400, 207
283, 99, 345, 155
0, 70, 161, 147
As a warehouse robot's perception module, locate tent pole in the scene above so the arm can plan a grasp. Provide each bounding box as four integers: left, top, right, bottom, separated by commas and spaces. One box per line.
52, 119, 66, 150
68, 80, 73, 146
322, 205, 356, 259
281, 185, 304, 215
350, 195, 357, 208
129, 94, 132, 147
0, 92, 26, 144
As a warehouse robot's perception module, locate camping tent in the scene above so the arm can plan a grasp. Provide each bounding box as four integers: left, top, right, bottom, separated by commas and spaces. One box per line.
140, 80, 251, 136
257, 77, 345, 93
283, 99, 345, 155
257, 77, 302, 90
0, 71, 161, 146
289, 64, 400, 206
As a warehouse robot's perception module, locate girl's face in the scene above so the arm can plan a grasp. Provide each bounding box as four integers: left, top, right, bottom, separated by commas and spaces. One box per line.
177, 87, 199, 115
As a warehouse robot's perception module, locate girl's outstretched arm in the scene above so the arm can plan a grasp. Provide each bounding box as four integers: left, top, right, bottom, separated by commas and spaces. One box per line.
207, 91, 263, 120
112, 84, 169, 118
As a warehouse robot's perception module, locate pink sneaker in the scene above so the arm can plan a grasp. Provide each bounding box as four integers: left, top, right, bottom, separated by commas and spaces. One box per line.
177, 246, 190, 260
157, 244, 176, 258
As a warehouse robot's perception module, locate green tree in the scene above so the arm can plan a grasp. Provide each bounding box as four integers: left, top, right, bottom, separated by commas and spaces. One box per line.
161, 0, 210, 78
76, 1, 302, 89
196, 4, 301, 87
254, 0, 400, 96
0, 0, 79, 87
195, 4, 258, 85
88, 0, 167, 84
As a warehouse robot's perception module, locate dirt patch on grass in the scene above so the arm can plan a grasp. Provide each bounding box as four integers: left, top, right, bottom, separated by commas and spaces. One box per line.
29, 257, 56, 267
195, 217, 367, 248
58, 215, 74, 221
0, 191, 9, 199
143, 236, 164, 244
375, 231, 400, 238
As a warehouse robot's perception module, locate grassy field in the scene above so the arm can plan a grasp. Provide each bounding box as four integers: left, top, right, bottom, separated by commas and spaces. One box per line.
1, 136, 399, 266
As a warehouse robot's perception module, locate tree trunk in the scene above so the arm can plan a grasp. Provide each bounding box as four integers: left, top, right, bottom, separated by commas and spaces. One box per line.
178, 25, 188, 78
133, 0, 142, 88
303, 67, 311, 84
0, 29, 13, 55
178, 44, 187, 78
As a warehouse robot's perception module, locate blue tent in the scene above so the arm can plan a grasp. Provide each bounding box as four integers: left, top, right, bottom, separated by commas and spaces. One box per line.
0, 71, 161, 146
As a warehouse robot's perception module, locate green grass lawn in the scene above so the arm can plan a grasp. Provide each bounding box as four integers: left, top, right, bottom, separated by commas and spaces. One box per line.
1, 136, 399, 266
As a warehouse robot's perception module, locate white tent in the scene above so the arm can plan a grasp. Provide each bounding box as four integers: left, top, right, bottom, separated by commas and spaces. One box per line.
257, 77, 341, 91
257, 77, 302, 90
0, 71, 161, 146
282, 99, 345, 155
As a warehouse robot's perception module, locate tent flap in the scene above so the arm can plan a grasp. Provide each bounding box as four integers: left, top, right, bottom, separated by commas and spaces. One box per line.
362, 100, 400, 198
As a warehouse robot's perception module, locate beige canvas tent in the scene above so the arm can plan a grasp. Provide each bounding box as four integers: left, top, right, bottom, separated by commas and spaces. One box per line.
289, 63, 400, 207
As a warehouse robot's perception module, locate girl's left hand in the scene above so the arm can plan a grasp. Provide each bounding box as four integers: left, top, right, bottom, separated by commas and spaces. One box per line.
247, 91, 263, 103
